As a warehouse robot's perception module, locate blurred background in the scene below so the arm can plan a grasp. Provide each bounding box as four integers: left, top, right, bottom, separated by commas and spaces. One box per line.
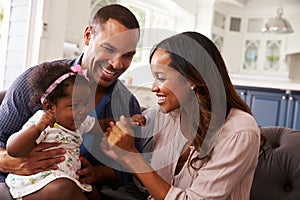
0, 0, 300, 129
0, 0, 299, 89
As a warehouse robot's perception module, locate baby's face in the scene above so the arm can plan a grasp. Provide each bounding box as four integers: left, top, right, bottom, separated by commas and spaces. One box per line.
54, 83, 90, 131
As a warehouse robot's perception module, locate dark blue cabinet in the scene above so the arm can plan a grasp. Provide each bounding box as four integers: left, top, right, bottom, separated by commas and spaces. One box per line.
235, 86, 300, 130
236, 88, 247, 101
286, 93, 300, 130
246, 89, 287, 127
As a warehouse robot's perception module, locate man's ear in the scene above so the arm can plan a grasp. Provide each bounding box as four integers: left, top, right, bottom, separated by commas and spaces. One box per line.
43, 100, 56, 114
84, 26, 92, 45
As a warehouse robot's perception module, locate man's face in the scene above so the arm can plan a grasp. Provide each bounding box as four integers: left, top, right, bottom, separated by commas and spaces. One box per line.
82, 18, 139, 87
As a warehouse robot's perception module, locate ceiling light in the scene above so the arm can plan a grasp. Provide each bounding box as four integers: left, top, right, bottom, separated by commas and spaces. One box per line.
261, 7, 293, 34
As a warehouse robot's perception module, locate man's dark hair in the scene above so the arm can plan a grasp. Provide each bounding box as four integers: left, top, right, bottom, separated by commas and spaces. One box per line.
91, 4, 140, 32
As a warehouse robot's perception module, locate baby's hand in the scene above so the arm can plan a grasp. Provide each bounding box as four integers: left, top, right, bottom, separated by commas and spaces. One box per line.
35, 113, 56, 132
130, 114, 146, 126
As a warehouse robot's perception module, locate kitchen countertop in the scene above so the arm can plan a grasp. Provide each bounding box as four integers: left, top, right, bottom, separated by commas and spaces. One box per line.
126, 74, 300, 92
229, 74, 300, 92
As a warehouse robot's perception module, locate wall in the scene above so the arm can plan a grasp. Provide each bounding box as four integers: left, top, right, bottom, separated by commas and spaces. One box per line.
64, 0, 90, 52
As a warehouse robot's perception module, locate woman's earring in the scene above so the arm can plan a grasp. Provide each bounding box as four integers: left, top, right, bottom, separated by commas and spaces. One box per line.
191, 86, 195, 90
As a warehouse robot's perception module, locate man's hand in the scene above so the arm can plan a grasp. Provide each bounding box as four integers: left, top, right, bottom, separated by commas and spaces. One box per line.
77, 155, 116, 186
0, 143, 65, 175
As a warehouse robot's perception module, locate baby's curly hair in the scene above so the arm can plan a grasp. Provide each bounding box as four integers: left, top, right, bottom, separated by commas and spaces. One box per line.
28, 61, 88, 107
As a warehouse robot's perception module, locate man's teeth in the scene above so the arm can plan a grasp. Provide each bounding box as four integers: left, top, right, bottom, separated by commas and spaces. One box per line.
103, 68, 115, 76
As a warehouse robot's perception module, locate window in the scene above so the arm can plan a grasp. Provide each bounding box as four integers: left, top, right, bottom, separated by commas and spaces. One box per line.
0, 0, 4, 39
247, 18, 263, 33
243, 40, 260, 70
213, 11, 226, 29
120, 1, 175, 64
230, 17, 241, 32
212, 33, 224, 52
265, 40, 281, 71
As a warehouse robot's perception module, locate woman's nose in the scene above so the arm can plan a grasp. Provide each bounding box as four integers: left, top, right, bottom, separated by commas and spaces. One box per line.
151, 82, 159, 92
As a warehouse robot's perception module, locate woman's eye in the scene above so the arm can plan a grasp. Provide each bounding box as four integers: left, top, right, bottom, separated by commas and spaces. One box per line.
157, 77, 166, 81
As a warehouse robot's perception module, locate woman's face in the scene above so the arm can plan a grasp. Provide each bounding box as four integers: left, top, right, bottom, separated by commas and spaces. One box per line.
150, 49, 193, 113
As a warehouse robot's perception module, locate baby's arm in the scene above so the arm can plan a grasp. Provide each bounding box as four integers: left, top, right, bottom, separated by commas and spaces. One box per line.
6, 112, 55, 157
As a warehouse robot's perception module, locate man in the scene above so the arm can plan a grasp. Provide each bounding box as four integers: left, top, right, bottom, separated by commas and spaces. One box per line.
0, 4, 146, 200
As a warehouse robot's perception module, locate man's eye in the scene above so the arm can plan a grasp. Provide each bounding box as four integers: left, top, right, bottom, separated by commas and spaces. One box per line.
102, 45, 115, 53
123, 52, 135, 58
105, 47, 114, 53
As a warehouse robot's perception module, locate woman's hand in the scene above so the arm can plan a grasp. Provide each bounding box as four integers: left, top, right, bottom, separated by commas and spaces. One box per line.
0, 143, 65, 175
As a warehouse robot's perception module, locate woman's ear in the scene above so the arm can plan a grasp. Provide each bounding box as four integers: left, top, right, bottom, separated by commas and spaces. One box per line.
43, 101, 56, 114
189, 82, 196, 90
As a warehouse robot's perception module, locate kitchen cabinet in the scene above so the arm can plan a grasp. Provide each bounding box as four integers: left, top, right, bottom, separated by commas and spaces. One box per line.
236, 87, 247, 101
246, 88, 287, 127
235, 86, 300, 130
286, 93, 300, 130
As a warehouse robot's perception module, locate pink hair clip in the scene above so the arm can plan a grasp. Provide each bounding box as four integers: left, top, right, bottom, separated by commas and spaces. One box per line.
40, 64, 89, 103
70, 64, 89, 81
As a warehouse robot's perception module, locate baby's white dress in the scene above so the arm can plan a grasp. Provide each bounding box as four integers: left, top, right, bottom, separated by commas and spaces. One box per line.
5, 110, 95, 198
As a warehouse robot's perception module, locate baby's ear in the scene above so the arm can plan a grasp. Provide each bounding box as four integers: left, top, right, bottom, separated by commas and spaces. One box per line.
43, 100, 56, 114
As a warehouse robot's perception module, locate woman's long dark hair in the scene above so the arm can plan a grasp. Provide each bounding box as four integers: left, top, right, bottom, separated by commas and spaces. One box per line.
150, 32, 258, 166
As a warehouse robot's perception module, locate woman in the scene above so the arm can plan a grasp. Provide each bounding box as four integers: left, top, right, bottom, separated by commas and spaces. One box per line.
102, 32, 260, 199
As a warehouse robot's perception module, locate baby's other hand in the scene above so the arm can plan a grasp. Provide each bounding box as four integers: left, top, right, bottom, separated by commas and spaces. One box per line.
130, 114, 146, 126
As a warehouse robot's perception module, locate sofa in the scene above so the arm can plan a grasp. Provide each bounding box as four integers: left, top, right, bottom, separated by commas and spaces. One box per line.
0, 90, 300, 199
251, 126, 300, 199
0, 90, 5, 105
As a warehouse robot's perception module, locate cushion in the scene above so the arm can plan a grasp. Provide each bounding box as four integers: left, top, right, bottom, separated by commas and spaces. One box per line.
250, 126, 300, 199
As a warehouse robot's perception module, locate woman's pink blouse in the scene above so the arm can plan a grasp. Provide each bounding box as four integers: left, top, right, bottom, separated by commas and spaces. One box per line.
144, 108, 260, 200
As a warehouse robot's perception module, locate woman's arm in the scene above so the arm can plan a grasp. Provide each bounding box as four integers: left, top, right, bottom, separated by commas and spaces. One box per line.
124, 151, 171, 200
101, 116, 171, 200
7, 112, 55, 157
102, 115, 260, 200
